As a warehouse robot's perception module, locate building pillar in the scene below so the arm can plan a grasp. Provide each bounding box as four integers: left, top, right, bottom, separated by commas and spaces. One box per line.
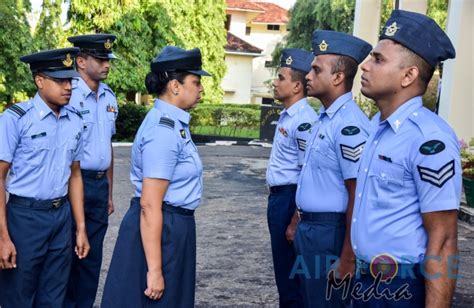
352, 0, 382, 101
438, 0, 474, 141
398, 0, 427, 13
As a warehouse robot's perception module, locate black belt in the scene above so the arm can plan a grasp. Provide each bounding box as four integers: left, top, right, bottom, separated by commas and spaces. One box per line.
269, 184, 297, 194
81, 169, 107, 179
9, 194, 68, 209
131, 197, 194, 216
356, 259, 423, 279
298, 211, 345, 222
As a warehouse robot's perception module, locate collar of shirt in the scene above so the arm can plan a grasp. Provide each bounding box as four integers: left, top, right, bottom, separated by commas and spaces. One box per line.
284, 97, 309, 117
32, 93, 69, 120
73, 77, 106, 99
319, 91, 352, 120
376, 96, 423, 134
154, 98, 190, 125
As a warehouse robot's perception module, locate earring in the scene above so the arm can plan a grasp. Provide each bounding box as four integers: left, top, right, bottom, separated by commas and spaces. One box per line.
174, 92, 178, 95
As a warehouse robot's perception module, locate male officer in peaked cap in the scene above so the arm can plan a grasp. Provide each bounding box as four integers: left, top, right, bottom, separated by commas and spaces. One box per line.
65, 33, 118, 307
294, 30, 371, 307
0, 48, 90, 307
266, 48, 317, 307
351, 10, 460, 307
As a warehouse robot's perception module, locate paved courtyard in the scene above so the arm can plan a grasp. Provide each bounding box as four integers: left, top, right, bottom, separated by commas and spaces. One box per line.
95, 145, 474, 307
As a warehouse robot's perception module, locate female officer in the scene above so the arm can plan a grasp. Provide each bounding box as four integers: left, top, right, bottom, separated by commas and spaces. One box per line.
101, 46, 210, 307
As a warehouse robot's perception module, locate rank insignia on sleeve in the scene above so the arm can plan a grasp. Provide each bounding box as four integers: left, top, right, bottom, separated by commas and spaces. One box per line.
341, 126, 360, 136
7, 104, 26, 118
419, 140, 445, 155
180, 129, 186, 139
296, 138, 306, 151
297, 123, 312, 132
417, 160, 455, 188
159, 117, 175, 129
340, 142, 365, 162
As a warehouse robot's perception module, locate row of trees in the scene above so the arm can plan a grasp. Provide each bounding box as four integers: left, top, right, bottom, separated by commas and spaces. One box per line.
0, 0, 227, 105
273, 0, 448, 64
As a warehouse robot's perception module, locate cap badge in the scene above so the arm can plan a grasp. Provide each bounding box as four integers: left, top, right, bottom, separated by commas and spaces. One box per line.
285, 56, 293, 65
319, 40, 328, 52
62, 53, 73, 67
104, 39, 113, 50
385, 22, 398, 37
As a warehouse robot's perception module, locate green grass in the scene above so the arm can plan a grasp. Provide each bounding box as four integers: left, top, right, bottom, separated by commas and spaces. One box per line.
191, 125, 259, 139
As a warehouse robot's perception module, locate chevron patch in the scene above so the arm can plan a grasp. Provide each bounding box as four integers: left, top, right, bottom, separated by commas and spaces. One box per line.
297, 138, 306, 151
159, 117, 175, 129
340, 142, 365, 162
417, 160, 455, 188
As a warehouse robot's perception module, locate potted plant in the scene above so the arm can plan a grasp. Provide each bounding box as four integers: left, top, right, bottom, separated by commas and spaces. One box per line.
461, 139, 474, 208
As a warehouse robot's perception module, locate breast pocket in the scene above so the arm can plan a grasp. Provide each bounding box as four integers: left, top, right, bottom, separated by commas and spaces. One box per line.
368, 159, 405, 207
21, 138, 51, 167
66, 139, 79, 163
178, 141, 202, 179
309, 140, 330, 168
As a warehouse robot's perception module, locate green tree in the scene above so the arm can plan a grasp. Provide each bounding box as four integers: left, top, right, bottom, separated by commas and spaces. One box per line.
427, 0, 448, 30
66, 0, 226, 103
272, 0, 355, 65
0, 0, 35, 105
34, 0, 65, 50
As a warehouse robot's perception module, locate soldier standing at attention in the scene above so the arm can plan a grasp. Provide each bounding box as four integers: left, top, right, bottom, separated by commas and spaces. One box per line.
351, 10, 460, 307
294, 30, 371, 307
65, 34, 118, 308
266, 48, 317, 307
0, 48, 90, 307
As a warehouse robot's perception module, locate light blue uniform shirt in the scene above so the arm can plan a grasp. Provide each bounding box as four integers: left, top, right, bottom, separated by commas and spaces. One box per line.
296, 92, 370, 213
0, 94, 84, 200
266, 98, 318, 187
130, 99, 203, 210
68, 78, 117, 171
351, 97, 461, 264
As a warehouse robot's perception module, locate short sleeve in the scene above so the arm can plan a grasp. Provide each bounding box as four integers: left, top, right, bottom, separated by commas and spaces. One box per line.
0, 112, 20, 163
111, 99, 118, 135
142, 124, 180, 180
73, 126, 84, 162
413, 135, 461, 212
335, 123, 369, 180
294, 117, 317, 165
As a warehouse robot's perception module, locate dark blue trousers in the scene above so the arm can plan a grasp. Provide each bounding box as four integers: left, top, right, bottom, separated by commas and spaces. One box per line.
0, 195, 72, 308
352, 266, 425, 307
267, 185, 304, 307
293, 212, 347, 308
101, 198, 196, 308
65, 170, 109, 308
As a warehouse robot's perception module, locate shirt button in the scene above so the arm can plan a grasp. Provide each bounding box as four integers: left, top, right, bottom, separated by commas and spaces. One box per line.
374, 140, 378, 144
364, 168, 368, 172
353, 218, 356, 223
353, 245, 357, 250
358, 193, 361, 198
101, 157, 104, 160
303, 163, 306, 167
99, 121, 102, 125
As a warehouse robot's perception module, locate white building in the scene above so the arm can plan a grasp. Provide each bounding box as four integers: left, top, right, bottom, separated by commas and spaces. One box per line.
223, 0, 289, 104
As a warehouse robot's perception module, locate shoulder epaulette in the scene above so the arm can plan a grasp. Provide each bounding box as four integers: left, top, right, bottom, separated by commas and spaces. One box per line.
159, 117, 175, 129
102, 83, 116, 97
7, 104, 27, 118
65, 105, 83, 119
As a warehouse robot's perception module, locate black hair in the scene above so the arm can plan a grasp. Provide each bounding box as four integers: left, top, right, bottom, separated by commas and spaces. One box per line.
330, 55, 358, 91
289, 68, 308, 96
145, 71, 191, 96
396, 43, 435, 93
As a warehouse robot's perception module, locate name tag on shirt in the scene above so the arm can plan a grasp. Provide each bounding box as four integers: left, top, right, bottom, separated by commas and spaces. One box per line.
31, 132, 47, 139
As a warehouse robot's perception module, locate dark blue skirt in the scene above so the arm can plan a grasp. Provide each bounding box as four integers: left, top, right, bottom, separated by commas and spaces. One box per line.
101, 198, 196, 308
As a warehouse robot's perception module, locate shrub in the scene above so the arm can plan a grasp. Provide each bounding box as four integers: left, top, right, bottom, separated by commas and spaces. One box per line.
114, 102, 150, 141
190, 103, 260, 130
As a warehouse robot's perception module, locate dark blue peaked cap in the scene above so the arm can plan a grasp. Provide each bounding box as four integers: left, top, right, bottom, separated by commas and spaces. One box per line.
68, 33, 117, 60
151, 46, 211, 76
312, 30, 372, 64
380, 10, 455, 67
20, 48, 81, 79
280, 48, 313, 73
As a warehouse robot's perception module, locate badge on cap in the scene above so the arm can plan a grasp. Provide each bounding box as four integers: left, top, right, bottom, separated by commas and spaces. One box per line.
319, 40, 328, 52
63, 53, 73, 67
104, 39, 113, 50
285, 56, 293, 65
384, 22, 399, 37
